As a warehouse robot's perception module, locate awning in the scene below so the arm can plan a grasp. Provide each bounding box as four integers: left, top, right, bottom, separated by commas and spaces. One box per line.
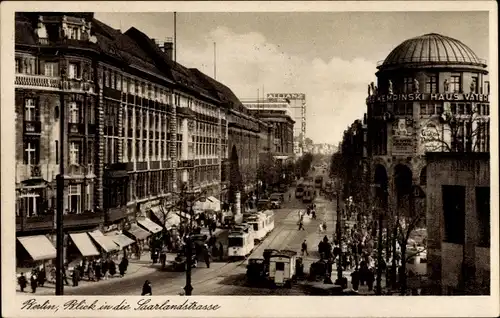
106, 232, 135, 249
165, 213, 181, 229
124, 223, 151, 241
207, 196, 221, 212
137, 217, 163, 234
69, 233, 100, 257
88, 230, 119, 253
17, 235, 56, 261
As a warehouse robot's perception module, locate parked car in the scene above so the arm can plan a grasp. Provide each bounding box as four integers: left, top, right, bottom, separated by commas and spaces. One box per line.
269, 193, 283, 209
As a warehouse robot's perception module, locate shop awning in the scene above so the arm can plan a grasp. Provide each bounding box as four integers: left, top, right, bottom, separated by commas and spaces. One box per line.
17, 235, 56, 261
69, 233, 100, 257
165, 213, 181, 229
207, 196, 221, 212
137, 217, 163, 234
88, 230, 119, 253
106, 232, 135, 249
124, 223, 151, 241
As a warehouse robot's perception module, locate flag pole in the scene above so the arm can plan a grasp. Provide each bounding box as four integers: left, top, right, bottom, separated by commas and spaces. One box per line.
174, 12, 177, 62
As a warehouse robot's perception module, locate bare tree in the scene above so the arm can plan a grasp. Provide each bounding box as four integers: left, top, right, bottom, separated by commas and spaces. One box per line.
387, 195, 427, 295
420, 105, 489, 153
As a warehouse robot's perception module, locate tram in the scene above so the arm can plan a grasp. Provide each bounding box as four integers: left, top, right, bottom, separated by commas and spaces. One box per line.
263, 210, 275, 234
228, 227, 255, 259
246, 215, 267, 242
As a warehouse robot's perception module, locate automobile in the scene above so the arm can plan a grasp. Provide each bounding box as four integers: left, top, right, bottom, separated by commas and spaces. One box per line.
269, 193, 283, 209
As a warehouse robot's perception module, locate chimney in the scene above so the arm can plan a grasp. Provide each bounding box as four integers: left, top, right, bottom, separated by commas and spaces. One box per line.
163, 37, 173, 60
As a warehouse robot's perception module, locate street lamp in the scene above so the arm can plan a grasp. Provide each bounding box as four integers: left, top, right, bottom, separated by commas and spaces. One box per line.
334, 189, 343, 284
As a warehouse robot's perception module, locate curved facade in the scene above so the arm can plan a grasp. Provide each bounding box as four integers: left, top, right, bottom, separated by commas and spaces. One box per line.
366, 32, 490, 223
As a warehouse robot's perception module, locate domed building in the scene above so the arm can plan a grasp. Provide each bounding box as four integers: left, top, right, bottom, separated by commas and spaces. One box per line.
365, 33, 490, 294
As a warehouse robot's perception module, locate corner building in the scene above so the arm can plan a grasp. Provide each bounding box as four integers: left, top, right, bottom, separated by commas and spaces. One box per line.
366, 33, 490, 294
367, 33, 490, 209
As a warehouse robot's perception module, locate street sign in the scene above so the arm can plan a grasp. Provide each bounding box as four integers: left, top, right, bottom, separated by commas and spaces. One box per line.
412, 185, 426, 198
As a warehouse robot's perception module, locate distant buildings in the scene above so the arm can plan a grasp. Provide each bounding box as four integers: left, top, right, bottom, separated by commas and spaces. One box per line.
15, 12, 273, 267
242, 92, 306, 155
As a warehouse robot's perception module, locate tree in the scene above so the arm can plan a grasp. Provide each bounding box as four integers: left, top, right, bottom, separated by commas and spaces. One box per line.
386, 194, 427, 295
295, 152, 314, 178
228, 145, 243, 205
420, 105, 489, 153
257, 152, 279, 189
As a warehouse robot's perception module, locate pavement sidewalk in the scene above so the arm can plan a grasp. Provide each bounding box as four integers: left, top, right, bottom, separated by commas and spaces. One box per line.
16, 228, 228, 295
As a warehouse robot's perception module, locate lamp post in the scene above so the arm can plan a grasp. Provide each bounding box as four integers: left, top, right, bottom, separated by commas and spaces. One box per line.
335, 189, 343, 282
55, 67, 67, 295
183, 193, 194, 296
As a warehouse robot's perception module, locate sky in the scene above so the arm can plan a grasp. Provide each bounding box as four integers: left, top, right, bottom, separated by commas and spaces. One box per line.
95, 12, 489, 145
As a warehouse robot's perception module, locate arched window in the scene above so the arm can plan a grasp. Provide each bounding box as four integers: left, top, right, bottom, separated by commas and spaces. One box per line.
420, 166, 427, 186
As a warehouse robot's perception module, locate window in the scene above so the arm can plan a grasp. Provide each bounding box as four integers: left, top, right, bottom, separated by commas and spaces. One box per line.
24, 141, 39, 165
69, 101, 79, 123
404, 77, 413, 93
476, 187, 490, 247
116, 74, 122, 91
55, 140, 59, 164
110, 71, 115, 89
68, 63, 79, 79
15, 58, 20, 73
450, 75, 461, 93
471, 76, 478, 93
425, 75, 437, 93
105, 70, 110, 87
20, 193, 42, 217
69, 142, 80, 165
69, 27, 80, 40
276, 262, 285, 271
484, 81, 490, 94
68, 184, 81, 214
442, 185, 465, 244
395, 103, 413, 115
44, 62, 58, 77
24, 98, 37, 121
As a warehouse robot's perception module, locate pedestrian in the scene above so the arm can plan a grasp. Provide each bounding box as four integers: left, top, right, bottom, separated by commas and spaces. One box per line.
38, 266, 46, 287
204, 248, 211, 268
151, 249, 158, 264
298, 220, 304, 231
367, 268, 375, 291
141, 280, 152, 296
351, 267, 360, 291
87, 263, 95, 281
312, 209, 316, 219
102, 258, 109, 280
318, 223, 324, 233
108, 259, 116, 277
95, 261, 102, 281
62, 264, 69, 285
218, 242, 224, 261
160, 250, 167, 269
118, 259, 126, 277
18, 272, 27, 292
72, 267, 79, 287
322, 222, 327, 232
288, 193, 291, 201
301, 240, 308, 256
30, 273, 38, 293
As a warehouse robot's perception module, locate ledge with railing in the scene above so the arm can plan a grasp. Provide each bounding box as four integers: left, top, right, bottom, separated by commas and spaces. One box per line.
15, 74, 60, 90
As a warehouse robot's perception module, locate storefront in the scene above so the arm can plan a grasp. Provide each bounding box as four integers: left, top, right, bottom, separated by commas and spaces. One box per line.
16, 235, 57, 271
123, 223, 151, 259
87, 229, 120, 259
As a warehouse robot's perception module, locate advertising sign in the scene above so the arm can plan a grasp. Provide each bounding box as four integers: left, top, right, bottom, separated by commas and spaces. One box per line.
267, 93, 306, 101
367, 92, 489, 103
392, 136, 414, 156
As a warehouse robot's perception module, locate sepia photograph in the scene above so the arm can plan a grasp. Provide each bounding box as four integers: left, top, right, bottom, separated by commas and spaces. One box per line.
1, 1, 498, 317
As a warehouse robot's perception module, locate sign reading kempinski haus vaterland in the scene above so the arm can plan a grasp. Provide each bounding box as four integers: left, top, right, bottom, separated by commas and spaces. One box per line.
367, 92, 489, 103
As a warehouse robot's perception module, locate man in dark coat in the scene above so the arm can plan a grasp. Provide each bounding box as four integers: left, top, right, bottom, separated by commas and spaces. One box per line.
30, 273, 38, 293
108, 259, 117, 277
72, 267, 79, 287
95, 261, 102, 281
18, 273, 27, 292
141, 280, 152, 296
38, 267, 46, 287
218, 242, 224, 261
351, 268, 360, 291
119, 258, 127, 277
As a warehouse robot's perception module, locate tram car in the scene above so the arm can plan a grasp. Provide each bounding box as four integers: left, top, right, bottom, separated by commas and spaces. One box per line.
263, 210, 275, 234
246, 215, 267, 242
227, 226, 255, 259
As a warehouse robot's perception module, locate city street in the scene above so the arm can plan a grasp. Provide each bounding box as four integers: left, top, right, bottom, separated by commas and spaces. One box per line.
23, 188, 342, 296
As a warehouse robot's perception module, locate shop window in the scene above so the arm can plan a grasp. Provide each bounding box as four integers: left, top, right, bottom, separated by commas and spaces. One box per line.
476, 187, 490, 247
69, 26, 80, 40
19, 193, 42, 217
442, 185, 465, 244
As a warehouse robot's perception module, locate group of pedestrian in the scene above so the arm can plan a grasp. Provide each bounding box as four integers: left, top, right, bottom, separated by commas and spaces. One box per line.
18, 266, 46, 293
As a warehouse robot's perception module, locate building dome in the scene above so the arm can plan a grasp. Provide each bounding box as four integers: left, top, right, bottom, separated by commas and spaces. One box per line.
379, 33, 486, 68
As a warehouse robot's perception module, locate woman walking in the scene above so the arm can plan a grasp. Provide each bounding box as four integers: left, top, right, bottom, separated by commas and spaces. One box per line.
141, 280, 152, 296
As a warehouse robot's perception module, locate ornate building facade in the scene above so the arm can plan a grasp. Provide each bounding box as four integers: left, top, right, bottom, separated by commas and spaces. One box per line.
15, 13, 269, 264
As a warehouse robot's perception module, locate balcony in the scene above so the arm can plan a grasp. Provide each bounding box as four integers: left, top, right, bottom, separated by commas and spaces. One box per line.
15, 74, 60, 90
24, 121, 42, 134
68, 123, 85, 135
